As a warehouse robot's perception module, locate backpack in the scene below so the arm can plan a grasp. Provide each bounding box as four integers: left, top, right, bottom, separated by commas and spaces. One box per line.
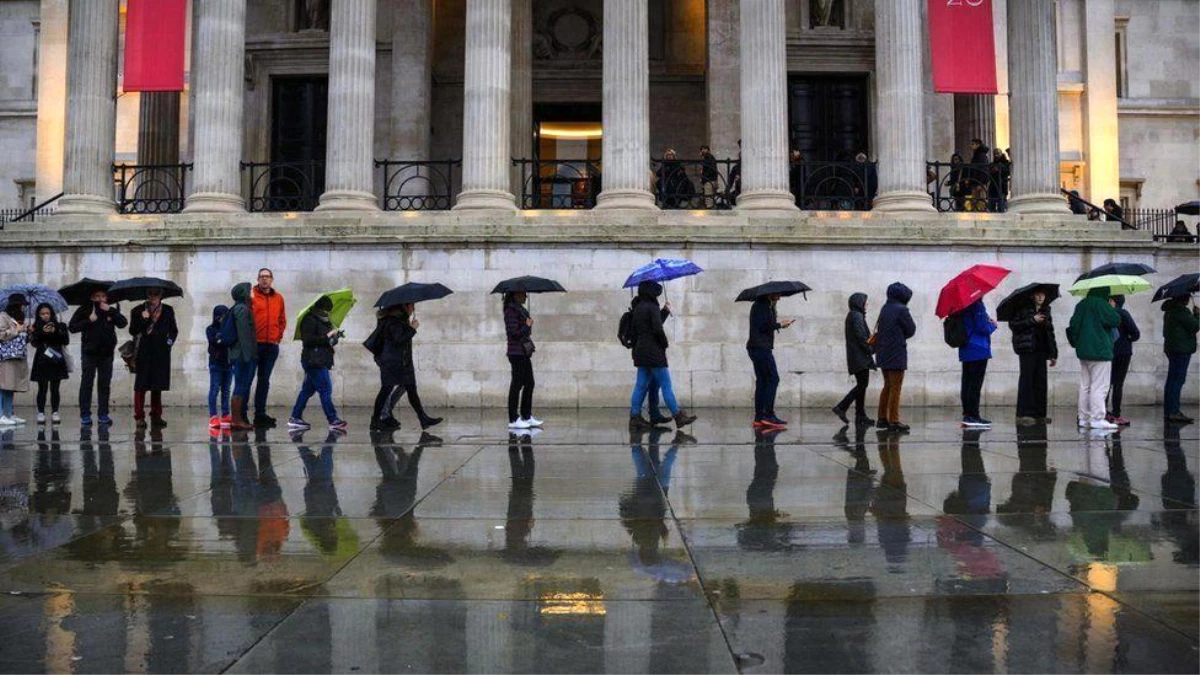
618, 310, 635, 349
943, 313, 968, 348
217, 309, 239, 348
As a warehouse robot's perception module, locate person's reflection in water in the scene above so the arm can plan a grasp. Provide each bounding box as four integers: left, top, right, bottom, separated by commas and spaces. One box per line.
834, 424, 874, 546
297, 430, 344, 556
871, 429, 911, 569
254, 428, 288, 563
124, 428, 182, 560
937, 429, 1008, 594
372, 430, 451, 568
499, 431, 560, 565
620, 427, 674, 567
31, 428, 72, 543
996, 422, 1058, 536
738, 427, 793, 551
1157, 421, 1197, 565
1065, 431, 1139, 561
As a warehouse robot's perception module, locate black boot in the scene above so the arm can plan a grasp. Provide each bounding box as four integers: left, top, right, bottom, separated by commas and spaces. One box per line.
673, 410, 697, 428
831, 406, 849, 424
629, 414, 652, 430
419, 415, 443, 430
855, 414, 875, 427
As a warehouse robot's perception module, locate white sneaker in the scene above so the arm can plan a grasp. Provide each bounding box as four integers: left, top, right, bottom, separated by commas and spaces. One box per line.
1089, 419, 1119, 430
36, 412, 45, 424
51, 412, 61, 423
508, 418, 531, 429
524, 416, 544, 428
0, 416, 13, 426
8, 415, 25, 425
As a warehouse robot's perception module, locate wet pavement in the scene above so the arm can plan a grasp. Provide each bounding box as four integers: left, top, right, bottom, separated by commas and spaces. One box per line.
0, 405, 1196, 673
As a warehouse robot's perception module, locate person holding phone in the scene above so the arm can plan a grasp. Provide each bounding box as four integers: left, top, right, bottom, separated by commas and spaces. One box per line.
1009, 288, 1059, 425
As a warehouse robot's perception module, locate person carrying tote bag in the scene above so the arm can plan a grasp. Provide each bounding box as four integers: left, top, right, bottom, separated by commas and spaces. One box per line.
0, 294, 31, 426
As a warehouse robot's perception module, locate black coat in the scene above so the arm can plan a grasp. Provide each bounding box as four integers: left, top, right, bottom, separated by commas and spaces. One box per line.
377, 314, 417, 387
746, 299, 780, 350
30, 320, 69, 382
844, 293, 874, 374
299, 312, 337, 370
130, 302, 178, 391
1008, 302, 1059, 359
631, 297, 670, 368
874, 283, 916, 371
68, 302, 127, 355
1112, 299, 1140, 357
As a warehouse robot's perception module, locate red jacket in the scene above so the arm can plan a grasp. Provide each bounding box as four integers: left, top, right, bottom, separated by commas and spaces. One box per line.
251, 287, 287, 344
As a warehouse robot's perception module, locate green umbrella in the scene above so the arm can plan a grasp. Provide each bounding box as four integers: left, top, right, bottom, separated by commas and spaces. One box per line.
293, 288, 356, 340
1067, 274, 1152, 297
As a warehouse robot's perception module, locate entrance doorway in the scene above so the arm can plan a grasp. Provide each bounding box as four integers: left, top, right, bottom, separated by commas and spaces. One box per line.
787, 74, 870, 161
525, 103, 602, 208
265, 76, 327, 211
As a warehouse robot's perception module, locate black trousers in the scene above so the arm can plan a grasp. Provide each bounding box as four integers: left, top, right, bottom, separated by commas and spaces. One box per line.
78, 352, 114, 417
35, 380, 61, 413
507, 355, 535, 422
1016, 352, 1048, 418
835, 370, 871, 417
960, 359, 988, 419
1109, 353, 1132, 416
373, 383, 429, 423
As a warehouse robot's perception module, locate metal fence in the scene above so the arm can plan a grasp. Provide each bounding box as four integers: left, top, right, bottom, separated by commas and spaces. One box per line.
926, 161, 1008, 213
0, 194, 61, 228
113, 163, 192, 214
512, 159, 601, 209
791, 161, 877, 211
651, 157, 738, 210
241, 160, 324, 212
1126, 208, 1195, 242
375, 159, 460, 211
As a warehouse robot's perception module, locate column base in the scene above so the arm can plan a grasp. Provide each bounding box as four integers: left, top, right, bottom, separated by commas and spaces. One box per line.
1007, 192, 1070, 215
183, 192, 246, 214
54, 193, 116, 216
595, 189, 658, 210
315, 189, 380, 212
453, 189, 518, 211
872, 190, 936, 214
736, 190, 799, 212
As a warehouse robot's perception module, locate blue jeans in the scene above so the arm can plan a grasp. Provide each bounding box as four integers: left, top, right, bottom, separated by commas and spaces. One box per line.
291, 366, 338, 423
747, 347, 780, 419
208, 365, 232, 417
630, 367, 679, 416
232, 359, 257, 401
253, 343, 280, 417
1164, 352, 1192, 415
0, 390, 13, 417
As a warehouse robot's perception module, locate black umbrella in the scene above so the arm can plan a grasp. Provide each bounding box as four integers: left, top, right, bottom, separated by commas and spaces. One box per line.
490, 276, 567, 294
375, 282, 453, 309
106, 277, 184, 303
995, 282, 1060, 321
1152, 273, 1200, 303
1175, 201, 1200, 216
58, 278, 115, 306
735, 280, 812, 302
1076, 262, 1156, 282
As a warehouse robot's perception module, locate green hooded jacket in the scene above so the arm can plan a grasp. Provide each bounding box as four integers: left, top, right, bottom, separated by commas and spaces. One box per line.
1162, 298, 1199, 355
1066, 288, 1121, 361
229, 282, 258, 364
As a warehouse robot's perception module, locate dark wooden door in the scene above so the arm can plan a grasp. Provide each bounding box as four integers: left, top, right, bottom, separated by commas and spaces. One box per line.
268, 76, 328, 210
787, 75, 869, 161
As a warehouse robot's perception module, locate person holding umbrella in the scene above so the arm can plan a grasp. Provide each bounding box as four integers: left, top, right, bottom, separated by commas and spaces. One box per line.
1161, 291, 1199, 424
1066, 288, 1122, 430
504, 292, 541, 430
0, 294, 30, 426
287, 295, 348, 431
740, 282, 806, 428
29, 303, 69, 424
128, 287, 179, 428
368, 283, 449, 432
1002, 285, 1058, 425
65, 282, 125, 426
628, 281, 697, 430
956, 299, 998, 428
227, 283, 259, 430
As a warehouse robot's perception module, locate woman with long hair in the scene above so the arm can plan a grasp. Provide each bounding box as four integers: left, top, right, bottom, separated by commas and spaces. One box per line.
0, 294, 30, 426
29, 302, 69, 424
370, 303, 442, 431
503, 291, 541, 429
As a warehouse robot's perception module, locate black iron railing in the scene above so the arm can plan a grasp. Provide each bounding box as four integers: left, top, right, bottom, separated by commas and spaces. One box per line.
241, 160, 324, 212
926, 161, 1008, 213
112, 163, 192, 214
375, 159, 460, 211
1126, 208, 1195, 242
1060, 189, 1135, 230
651, 157, 737, 210
0, 193, 61, 228
512, 159, 601, 209
792, 161, 877, 211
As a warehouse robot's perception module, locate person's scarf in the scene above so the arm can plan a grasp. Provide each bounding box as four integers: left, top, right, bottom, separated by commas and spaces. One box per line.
144, 302, 163, 335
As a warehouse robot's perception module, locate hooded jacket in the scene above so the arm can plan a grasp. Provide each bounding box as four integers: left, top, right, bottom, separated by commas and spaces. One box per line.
228, 283, 258, 364
1162, 297, 1199, 355
844, 293, 874, 374
299, 305, 338, 370
957, 299, 996, 363
206, 304, 231, 368
1066, 288, 1121, 361
1008, 300, 1058, 359
631, 282, 670, 368
1111, 295, 1141, 358
746, 298, 781, 350
504, 299, 533, 357
377, 312, 418, 386
68, 301, 127, 355
874, 283, 916, 371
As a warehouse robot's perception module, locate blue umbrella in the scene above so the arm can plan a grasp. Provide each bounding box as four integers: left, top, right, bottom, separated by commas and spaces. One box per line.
0, 283, 68, 314
622, 258, 704, 289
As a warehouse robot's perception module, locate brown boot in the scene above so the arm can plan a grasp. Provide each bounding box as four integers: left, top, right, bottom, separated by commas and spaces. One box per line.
230, 396, 253, 430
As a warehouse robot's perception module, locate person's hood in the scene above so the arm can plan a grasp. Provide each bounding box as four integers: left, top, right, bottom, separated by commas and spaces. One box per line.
231, 282, 252, 304
886, 282, 912, 305
314, 295, 334, 313
848, 292, 868, 313
637, 281, 663, 300
1086, 287, 1111, 300
1112, 294, 1126, 309
1162, 296, 1190, 311
211, 304, 230, 324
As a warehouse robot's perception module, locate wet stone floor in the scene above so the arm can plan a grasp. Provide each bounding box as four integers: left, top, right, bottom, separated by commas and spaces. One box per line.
0, 405, 1197, 674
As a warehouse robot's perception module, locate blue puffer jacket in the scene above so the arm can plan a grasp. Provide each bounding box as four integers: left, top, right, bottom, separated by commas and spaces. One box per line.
874, 282, 917, 371
957, 300, 996, 363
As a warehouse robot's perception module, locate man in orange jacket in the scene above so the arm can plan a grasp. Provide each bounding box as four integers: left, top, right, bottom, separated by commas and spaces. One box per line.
251, 268, 287, 427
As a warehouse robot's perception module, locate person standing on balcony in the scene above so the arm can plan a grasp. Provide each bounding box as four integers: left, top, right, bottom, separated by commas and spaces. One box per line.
1106, 295, 1140, 426
874, 283, 916, 432
1161, 294, 1199, 424
788, 149, 805, 207
655, 149, 693, 209
968, 138, 991, 166
69, 289, 126, 426
700, 145, 719, 209
250, 268, 287, 428
989, 149, 1010, 211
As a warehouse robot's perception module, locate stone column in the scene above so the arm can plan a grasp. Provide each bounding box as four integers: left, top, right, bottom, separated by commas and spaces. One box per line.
510, 0, 533, 200
736, 0, 796, 211
595, 0, 656, 210
317, 0, 379, 211
954, 94, 996, 155
389, 0, 432, 203
184, 0, 246, 213
873, 0, 936, 213
56, 0, 119, 215
1007, 0, 1069, 213
135, 92, 181, 203
454, 0, 517, 211
706, 0, 740, 161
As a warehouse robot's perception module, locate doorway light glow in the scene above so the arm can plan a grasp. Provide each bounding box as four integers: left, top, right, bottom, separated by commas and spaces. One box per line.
539, 123, 603, 140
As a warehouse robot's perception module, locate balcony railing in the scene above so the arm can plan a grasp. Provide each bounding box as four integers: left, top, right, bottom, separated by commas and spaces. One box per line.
512, 159, 601, 209
1126, 208, 1196, 242
113, 163, 192, 214
375, 159, 460, 211
792, 160, 877, 211
651, 157, 738, 210
926, 161, 1008, 213
241, 160, 324, 212
0, 194, 61, 228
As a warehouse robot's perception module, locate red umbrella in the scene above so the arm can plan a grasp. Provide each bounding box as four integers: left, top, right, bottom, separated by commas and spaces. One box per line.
936, 264, 1011, 318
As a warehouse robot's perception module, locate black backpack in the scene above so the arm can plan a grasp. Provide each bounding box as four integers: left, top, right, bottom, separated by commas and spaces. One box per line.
618, 310, 635, 349
943, 313, 968, 348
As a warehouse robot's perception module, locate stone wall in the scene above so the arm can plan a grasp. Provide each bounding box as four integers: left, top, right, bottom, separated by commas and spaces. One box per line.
2, 212, 1195, 413
0, 0, 39, 209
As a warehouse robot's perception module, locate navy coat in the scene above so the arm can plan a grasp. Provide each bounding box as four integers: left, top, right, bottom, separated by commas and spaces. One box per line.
874, 283, 916, 371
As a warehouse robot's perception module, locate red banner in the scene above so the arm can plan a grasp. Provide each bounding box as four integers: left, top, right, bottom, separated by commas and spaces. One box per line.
928, 0, 998, 94
123, 0, 187, 92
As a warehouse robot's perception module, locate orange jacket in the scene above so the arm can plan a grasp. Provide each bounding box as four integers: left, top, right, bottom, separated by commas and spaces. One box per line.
251, 287, 287, 344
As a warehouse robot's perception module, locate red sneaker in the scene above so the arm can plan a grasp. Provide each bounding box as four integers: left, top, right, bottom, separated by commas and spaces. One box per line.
220, 414, 232, 429
208, 415, 220, 429
1114, 416, 1131, 426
